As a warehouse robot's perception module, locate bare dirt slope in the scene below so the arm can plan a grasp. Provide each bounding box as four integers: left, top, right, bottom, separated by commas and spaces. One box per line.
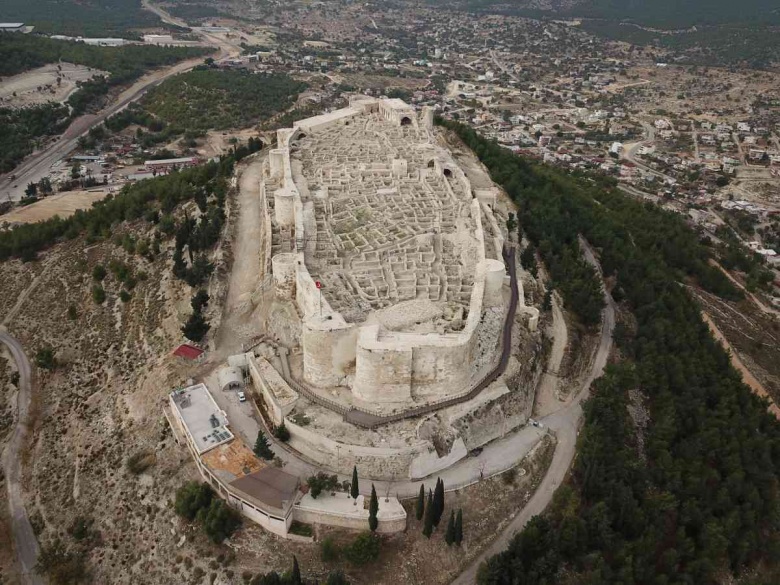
0, 63, 106, 108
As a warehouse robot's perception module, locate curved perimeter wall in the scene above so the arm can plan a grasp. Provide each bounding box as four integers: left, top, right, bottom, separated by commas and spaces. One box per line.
284, 417, 467, 480
269, 98, 506, 404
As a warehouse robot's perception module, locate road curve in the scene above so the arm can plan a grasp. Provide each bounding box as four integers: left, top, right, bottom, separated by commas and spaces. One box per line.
0, 330, 43, 585
0, 0, 240, 203
451, 238, 616, 585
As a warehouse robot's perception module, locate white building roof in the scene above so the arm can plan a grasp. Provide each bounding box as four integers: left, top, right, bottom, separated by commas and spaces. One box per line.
170, 383, 234, 454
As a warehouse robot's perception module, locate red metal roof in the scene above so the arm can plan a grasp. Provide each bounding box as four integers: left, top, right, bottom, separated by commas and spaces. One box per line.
173, 344, 204, 360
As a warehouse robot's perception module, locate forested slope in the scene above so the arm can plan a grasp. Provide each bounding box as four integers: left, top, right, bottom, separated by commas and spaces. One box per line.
438, 120, 780, 585
141, 69, 308, 131
0, 0, 164, 37
0, 139, 264, 262
0, 34, 209, 174
0, 34, 208, 82
569, 0, 780, 27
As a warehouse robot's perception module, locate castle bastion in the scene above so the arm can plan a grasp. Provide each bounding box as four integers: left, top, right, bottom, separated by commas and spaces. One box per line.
265, 98, 509, 408
250, 98, 541, 479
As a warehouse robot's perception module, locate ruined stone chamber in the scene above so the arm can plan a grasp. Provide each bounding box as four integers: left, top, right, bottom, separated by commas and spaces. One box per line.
257, 98, 538, 479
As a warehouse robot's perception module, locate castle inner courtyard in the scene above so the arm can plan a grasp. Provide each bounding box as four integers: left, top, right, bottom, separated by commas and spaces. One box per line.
264, 98, 520, 414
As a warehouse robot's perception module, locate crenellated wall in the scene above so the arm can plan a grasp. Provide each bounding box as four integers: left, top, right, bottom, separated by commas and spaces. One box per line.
265, 98, 515, 406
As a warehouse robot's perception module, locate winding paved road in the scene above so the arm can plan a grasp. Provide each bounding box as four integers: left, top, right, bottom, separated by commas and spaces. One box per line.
0, 331, 43, 585
451, 238, 616, 584
0, 0, 241, 203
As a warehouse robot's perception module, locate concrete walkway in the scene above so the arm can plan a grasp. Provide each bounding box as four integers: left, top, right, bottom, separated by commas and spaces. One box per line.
0, 330, 44, 585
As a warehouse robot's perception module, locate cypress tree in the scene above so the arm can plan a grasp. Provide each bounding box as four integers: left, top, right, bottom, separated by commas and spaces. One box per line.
368, 484, 379, 532
455, 509, 463, 545
415, 484, 425, 521
291, 555, 302, 585
433, 478, 445, 527
422, 489, 434, 538
445, 510, 456, 546
350, 466, 359, 502
253, 430, 274, 460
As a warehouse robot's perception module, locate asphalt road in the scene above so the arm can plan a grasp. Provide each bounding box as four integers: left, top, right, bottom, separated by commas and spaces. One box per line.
0, 1, 240, 203
0, 330, 43, 585
451, 238, 616, 584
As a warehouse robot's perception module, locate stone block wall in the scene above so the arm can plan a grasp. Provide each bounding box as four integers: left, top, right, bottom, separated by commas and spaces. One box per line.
302, 319, 357, 388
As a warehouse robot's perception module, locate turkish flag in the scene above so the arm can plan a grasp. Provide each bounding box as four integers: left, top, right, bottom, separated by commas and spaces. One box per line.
315, 281, 322, 289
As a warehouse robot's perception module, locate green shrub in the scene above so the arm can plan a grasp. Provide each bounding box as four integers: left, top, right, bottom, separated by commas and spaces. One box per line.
343, 532, 380, 566
126, 451, 155, 475
35, 346, 57, 370
174, 481, 214, 521
320, 536, 340, 562
197, 499, 241, 543
92, 285, 106, 304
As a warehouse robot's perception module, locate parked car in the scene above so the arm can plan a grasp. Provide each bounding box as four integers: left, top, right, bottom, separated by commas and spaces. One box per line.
237, 391, 246, 402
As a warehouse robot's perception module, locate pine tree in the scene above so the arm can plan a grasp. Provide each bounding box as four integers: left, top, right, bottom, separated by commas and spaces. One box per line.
274, 420, 290, 442
291, 555, 302, 585
445, 510, 456, 546
350, 466, 359, 501
368, 484, 379, 532
253, 430, 274, 460
422, 489, 434, 538
433, 478, 445, 527
455, 509, 463, 546
415, 484, 425, 521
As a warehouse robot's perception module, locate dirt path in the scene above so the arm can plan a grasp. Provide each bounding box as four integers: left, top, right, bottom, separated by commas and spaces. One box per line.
0, 331, 43, 585
710, 260, 780, 319
533, 291, 568, 417
215, 156, 267, 356
701, 312, 780, 419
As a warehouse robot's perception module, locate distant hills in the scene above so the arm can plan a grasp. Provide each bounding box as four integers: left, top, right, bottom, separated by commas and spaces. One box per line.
464, 0, 780, 28
568, 0, 780, 27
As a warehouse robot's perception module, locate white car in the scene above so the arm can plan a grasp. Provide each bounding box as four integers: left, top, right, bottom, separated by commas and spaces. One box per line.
237, 391, 246, 402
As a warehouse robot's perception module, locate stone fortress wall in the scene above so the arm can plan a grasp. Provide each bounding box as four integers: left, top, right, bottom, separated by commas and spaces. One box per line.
266, 97, 508, 408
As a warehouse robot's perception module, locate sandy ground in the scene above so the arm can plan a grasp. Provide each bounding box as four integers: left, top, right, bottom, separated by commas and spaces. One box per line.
534, 291, 569, 417
0, 190, 108, 225
0, 63, 106, 108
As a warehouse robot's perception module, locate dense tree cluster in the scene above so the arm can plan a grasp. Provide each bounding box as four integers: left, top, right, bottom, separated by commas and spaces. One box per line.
306, 472, 339, 499
0, 142, 260, 261
438, 122, 780, 584
0, 33, 208, 172
579, 21, 780, 69
142, 69, 308, 131
174, 481, 241, 543
0, 103, 70, 173
0, 0, 168, 37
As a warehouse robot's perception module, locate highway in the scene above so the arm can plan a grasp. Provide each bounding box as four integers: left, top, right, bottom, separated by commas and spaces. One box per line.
0, 1, 241, 203
0, 330, 43, 585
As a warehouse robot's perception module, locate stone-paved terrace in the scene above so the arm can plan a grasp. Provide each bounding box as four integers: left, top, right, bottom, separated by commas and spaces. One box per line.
291, 112, 479, 324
